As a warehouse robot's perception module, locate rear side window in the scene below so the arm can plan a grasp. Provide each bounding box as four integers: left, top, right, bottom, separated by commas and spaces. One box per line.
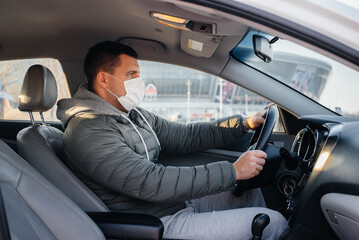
0, 59, 70, 121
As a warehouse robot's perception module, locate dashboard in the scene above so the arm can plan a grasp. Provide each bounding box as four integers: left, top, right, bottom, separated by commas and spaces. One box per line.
283, 115, 359, 240
270, 124, 326, 205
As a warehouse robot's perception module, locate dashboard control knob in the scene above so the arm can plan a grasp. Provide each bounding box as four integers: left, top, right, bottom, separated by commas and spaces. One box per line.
280, 147, 300, 170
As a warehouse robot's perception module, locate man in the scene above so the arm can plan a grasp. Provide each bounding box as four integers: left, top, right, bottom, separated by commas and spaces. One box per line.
57, 41, 288, 239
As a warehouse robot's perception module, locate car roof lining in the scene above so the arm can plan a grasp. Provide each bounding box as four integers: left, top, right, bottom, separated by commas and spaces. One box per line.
1, 0, 356, 71
0, 0, 246, 59
0, 0, 348, 117
0, 0, 248, 92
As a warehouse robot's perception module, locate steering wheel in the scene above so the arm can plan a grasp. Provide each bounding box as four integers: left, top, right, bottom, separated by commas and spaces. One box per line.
248, 107, 278, 151
233, 107, 278, 197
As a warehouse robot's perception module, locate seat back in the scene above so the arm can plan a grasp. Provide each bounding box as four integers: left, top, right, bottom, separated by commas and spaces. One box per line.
0, 140, 105, 240
16, 64, 108, 212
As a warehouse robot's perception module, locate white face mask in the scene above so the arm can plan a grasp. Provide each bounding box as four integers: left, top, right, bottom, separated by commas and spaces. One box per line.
105, 73, 145, 111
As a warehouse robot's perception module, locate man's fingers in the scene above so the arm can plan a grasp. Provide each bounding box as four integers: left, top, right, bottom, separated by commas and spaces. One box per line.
256, 164, 263, 172
233, 150, 268, 180
246, 115, 256, 129
260, 110, 267, 116
245, 110, 267, 130
252, 150, 267, 159
255, 111, 266, 125
258, 117, 265, 125
256, 157, 266, 166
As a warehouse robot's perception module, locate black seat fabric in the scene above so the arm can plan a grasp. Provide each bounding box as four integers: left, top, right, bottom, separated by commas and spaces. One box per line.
17, 64, 108, 212
0, 140, 105, 240
18, 64, 57, 113
17, 125, 109, 212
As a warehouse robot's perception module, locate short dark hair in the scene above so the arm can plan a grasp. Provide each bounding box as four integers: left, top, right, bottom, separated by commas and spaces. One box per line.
84, 41, 138, 91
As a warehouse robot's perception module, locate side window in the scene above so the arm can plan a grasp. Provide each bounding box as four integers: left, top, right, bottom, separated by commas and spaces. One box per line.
0, 59, 71, 121
139, 61, 284, 132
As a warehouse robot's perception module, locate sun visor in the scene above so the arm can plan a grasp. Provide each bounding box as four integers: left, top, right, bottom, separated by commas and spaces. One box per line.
180, 31, 221, 58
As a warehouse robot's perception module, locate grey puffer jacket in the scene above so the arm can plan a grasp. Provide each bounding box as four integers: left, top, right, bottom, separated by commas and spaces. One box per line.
57, 84, 248, 218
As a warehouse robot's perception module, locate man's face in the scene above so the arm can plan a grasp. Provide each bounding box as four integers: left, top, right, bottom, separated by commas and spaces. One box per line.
107, 54, 140, 97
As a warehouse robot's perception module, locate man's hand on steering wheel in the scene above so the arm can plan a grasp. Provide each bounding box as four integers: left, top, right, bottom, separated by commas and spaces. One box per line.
233, 150, 267, 180
232, 110, 269, 181
244, 110, 267, 131
233, 107, 279, 197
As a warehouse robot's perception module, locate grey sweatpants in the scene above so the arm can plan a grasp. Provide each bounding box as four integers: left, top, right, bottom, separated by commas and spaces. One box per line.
160, 189, 289, 239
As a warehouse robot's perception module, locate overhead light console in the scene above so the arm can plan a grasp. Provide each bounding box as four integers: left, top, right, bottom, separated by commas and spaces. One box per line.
151, 12, 216, 34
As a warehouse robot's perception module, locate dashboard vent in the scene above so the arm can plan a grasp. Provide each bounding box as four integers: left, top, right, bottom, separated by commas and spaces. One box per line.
292, 129, 305, 155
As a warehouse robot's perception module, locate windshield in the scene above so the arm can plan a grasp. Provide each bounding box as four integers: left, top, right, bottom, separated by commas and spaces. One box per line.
232, 30, 359, 117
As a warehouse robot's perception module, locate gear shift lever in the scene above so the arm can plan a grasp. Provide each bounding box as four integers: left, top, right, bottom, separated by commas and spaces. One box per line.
252, 213, 270, 240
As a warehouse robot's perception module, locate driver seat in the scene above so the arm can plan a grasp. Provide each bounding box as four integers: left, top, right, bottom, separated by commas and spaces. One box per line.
16, 64, 108, 212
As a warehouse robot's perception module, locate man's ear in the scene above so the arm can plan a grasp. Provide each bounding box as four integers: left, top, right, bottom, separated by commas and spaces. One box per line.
95, 71, 108, 89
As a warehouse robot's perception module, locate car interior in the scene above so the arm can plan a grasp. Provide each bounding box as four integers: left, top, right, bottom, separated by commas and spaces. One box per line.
0, 0, 358, 239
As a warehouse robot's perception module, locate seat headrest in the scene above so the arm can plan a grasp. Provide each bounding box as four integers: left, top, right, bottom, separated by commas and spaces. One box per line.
18, 64, 58, 112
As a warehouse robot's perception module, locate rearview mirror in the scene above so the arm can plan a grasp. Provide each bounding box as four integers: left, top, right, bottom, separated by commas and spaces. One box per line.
253, 35, 273, 63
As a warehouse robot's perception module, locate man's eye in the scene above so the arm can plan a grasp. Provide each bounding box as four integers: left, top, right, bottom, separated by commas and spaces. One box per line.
129, 73, 133, 78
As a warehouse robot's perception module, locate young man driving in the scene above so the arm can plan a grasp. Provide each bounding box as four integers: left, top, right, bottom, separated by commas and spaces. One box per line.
57, 41, 288, 239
